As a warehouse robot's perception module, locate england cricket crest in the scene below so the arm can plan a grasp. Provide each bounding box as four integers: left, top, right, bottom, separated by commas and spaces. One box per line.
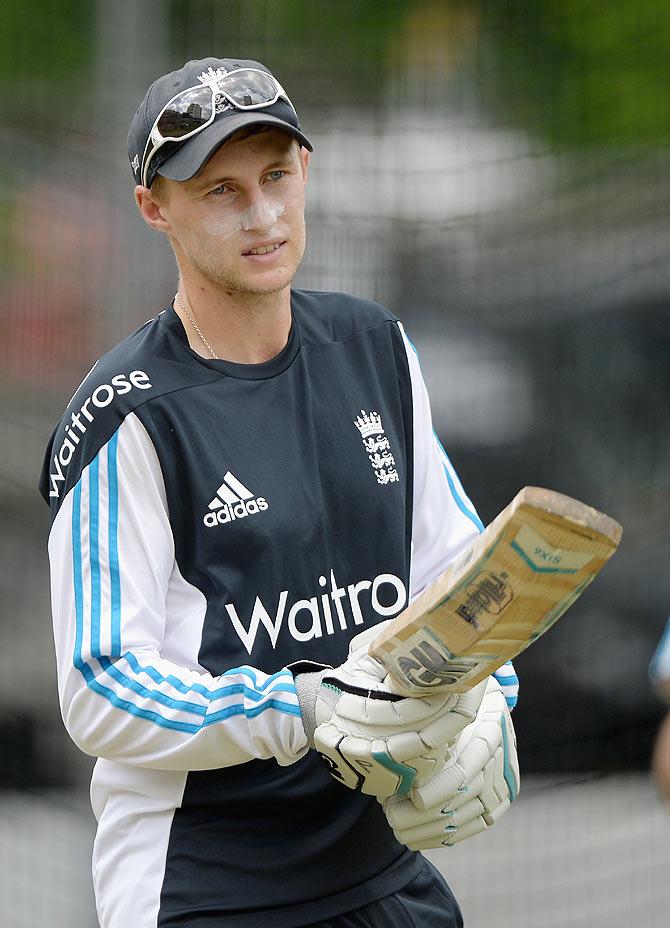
197, 66, 229, 85
196, 66, 234, 115
354, 410, 400, 486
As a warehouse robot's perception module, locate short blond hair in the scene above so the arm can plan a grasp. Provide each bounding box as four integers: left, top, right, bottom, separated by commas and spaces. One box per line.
151, 173, 169, 202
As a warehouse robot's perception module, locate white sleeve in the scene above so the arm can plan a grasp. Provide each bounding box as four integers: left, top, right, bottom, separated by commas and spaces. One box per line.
48, 412, 308, 771
399, 323, 521, 708
397, 321, 484, 600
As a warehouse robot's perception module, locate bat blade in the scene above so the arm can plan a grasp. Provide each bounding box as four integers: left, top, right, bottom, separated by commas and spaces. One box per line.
369, 486, 622, 696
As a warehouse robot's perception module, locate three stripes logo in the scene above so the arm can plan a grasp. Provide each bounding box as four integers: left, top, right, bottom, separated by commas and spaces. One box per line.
203, 472, 269, 527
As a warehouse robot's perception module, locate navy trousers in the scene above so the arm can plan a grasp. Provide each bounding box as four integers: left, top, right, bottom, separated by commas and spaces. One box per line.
307, 859, 463, 928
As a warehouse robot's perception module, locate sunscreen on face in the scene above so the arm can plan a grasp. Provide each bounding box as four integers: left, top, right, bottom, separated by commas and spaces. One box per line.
201, 198, 286, 238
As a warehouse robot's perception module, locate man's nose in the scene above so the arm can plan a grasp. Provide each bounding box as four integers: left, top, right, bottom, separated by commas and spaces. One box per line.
240, 191, 283, 232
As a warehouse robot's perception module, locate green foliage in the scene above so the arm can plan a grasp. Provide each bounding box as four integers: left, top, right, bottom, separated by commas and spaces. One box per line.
478, 0, 670, 147
0, 0, 93, 85
168, 0, 670, 145
168, 0, 416, 104
0, 0, 666, 148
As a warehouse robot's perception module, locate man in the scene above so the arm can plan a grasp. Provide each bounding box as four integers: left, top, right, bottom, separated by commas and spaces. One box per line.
651, 619, 670, 801
40, 58, 519, 927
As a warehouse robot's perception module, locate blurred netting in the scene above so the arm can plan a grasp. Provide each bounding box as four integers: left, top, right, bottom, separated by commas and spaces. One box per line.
1, 1, 669, 926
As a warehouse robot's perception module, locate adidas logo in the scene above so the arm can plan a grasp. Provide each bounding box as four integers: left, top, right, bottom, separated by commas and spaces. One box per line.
203, 472, 268, 527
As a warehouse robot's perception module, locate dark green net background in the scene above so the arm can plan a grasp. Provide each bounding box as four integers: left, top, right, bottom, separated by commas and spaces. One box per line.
1, 1, 669, 925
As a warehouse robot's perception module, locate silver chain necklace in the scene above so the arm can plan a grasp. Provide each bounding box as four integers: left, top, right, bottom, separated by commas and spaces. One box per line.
174, 292, 219, 359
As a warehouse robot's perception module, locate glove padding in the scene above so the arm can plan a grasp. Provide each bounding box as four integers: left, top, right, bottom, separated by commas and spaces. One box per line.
294, 622, 486, 799
382, 676, 520, 849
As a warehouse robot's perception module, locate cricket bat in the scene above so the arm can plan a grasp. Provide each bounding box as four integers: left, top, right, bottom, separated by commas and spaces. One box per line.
369, 486, 622, 696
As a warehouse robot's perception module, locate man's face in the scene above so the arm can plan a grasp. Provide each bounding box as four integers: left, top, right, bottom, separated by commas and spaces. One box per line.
155, 128, 309, 296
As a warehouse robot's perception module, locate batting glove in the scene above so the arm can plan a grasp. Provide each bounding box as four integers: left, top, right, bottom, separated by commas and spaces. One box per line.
293, 622, 486, 799
381, 675, 520, 849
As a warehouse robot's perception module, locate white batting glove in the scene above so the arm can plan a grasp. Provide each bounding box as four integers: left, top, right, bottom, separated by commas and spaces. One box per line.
382, 676, 520, 849
293, 623, 486, 799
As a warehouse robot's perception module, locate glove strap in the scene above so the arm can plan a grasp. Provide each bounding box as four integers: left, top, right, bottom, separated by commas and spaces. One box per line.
287, 660, 330, 677
320, 675, 405, 702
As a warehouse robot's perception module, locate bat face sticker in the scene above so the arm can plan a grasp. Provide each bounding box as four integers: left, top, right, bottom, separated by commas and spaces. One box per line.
370, 486, 622, 696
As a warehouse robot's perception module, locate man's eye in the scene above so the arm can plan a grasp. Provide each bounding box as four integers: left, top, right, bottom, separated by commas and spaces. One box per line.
209, 185, 229, 196
268, 170, 286, 182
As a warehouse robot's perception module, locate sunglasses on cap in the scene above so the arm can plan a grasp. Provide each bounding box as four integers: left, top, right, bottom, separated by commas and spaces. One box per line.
141, 67, 295, 187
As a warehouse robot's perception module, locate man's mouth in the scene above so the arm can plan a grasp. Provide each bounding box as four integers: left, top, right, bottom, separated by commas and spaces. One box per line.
243, 241, 285, 256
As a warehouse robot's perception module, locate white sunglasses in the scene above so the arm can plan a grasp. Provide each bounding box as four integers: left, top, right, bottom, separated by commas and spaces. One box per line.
141, 67, 295, 187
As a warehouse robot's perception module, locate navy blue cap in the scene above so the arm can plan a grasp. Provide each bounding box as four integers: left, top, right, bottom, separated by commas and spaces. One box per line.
127, 57, 312, 188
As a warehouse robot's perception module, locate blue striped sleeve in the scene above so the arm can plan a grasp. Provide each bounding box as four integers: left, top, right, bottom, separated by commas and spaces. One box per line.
70, 431, 301, 735
493, 661, 519, 710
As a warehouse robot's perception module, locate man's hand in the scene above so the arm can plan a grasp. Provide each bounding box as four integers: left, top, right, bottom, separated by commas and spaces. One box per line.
293, 623, 486, 798
381, 676, 520, 849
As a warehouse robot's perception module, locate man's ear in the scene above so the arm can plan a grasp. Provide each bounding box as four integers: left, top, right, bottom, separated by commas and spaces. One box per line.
134, 185, 171, 232
299, 146, 310, 181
